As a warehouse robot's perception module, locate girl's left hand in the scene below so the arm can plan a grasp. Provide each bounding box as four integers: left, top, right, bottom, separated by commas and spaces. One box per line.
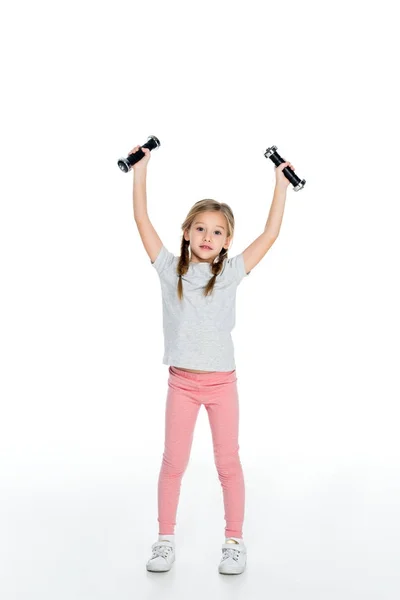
275, 161, 295, 189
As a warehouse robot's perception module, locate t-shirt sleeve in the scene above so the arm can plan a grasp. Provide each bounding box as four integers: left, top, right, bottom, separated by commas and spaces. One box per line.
226, 253, 251, 284
151, 244, 176, 276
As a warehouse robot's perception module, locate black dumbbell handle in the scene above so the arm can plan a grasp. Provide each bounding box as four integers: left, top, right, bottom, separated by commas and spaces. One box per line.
264, 145, 306, 191
117, 135, 161, 173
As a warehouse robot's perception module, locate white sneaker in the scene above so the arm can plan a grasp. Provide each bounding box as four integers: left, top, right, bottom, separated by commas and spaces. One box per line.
146, 540, 175, 572
218, 541, 247, 575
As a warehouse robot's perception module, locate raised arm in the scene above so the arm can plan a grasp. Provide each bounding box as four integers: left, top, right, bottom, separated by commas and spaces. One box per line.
132, 151, 163, 264
135, 215, 163, 264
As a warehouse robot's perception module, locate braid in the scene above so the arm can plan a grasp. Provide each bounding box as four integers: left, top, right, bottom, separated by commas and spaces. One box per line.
203, 247, 228, 297
176, 238, 190, 301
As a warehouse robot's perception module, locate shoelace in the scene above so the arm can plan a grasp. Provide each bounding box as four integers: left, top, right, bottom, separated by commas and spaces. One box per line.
222, 547, 241, 562
151, 544, 173, 559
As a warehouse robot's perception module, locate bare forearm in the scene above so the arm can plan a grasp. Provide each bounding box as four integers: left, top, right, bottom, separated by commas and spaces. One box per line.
133, 169, 149, 221
264, 184, 287, 238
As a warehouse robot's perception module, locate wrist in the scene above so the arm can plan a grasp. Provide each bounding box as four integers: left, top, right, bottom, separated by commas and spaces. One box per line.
133, 167, 147, 176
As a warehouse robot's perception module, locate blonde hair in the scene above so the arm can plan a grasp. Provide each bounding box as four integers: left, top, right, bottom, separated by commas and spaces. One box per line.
177, 199, 235, 301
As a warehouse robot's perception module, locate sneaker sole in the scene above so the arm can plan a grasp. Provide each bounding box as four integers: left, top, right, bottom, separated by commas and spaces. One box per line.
146, 557, 175, 572
218, 564, 246, 575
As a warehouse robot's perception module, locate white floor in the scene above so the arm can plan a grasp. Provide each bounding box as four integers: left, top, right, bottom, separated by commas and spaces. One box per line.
1, 459, 399, 600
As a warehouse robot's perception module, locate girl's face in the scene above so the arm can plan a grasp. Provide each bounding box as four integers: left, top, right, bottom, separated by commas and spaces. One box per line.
185, 211, 231, 263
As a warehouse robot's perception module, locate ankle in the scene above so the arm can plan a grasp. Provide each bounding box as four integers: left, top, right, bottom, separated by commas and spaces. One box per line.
158, 534, 175, 544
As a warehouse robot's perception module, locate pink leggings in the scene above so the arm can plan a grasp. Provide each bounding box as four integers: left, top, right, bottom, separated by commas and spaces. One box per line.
157, 366, 245, 539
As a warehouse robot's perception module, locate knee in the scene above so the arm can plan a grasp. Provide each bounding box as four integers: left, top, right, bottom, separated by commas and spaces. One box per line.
161, 452, 189, 477
214, 450, 242, 477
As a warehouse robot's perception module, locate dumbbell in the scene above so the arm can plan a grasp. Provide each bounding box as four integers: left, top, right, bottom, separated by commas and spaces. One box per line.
264, 146, 306, 191
117, 135, 161, 173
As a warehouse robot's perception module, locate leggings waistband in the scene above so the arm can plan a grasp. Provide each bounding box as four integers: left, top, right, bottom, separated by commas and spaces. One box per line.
169, 366, 236, 383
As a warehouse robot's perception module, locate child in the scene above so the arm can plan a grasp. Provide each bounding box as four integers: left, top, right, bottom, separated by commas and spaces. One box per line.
131, 144, 293, 574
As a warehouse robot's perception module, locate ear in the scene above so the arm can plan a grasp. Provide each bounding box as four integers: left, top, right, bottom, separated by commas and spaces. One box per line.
224, 236, 232, 250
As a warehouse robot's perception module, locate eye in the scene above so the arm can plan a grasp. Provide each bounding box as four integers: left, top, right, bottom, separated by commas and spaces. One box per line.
196, 227, 222, 235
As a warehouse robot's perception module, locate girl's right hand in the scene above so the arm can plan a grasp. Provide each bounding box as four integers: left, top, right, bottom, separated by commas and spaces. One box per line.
129, 145, 151, 172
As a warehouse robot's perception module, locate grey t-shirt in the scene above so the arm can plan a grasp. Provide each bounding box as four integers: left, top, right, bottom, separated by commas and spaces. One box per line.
151, 245, 250, 371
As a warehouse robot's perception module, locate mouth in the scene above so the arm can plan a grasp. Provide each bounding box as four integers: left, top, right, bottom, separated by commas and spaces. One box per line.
200, 245, 213, 250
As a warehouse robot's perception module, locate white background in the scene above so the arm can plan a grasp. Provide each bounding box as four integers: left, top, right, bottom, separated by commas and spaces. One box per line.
1, 1, 399, 598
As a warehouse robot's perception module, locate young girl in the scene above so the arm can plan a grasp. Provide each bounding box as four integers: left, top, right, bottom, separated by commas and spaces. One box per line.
131, 144, 293, 575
